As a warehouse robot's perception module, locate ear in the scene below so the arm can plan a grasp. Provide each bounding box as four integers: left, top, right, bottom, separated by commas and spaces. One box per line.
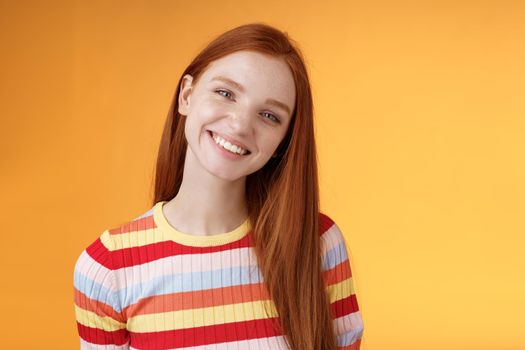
178, 74, 194, 116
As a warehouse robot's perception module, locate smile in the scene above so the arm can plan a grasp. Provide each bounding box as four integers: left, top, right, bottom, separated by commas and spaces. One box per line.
207, 130, 251, 158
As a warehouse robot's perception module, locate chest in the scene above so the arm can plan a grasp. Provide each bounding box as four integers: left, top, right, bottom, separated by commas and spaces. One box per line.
117, 252, 288, 349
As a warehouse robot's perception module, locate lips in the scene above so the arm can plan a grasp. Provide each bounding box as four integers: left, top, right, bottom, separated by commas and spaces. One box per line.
207, 130, 251, 154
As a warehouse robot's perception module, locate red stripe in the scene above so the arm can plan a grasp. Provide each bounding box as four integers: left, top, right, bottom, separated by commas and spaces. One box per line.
123, 282, 270, 316
86, 231, 254, 269
85, 238, 113, 269
90, 211, 334, 269
331, 294, 360, 319
323, 260, 353, 286
112, 233, 254, 269
74, 288, 126, 322
77, 322, 129, 345
319, 212, 335, 235
128, 317, 282, 349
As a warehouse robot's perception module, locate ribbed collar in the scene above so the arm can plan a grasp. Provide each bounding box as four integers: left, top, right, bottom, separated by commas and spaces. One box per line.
152, 200, 252, 247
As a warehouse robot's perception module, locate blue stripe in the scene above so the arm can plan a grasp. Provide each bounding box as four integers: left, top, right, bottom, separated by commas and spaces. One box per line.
337, 325, 364, 346
74, 269, 122, 312
118, 265, 263, 308
322, 241, 349, 271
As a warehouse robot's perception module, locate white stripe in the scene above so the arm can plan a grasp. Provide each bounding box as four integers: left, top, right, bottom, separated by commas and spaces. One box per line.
333, 310, 364, 337
320, 223, 347, 254
128, 335, 290, 350
77, 225, 347, 293
80, 338, 129, 349
113, 246, 258, 287
75, 250, 116, 292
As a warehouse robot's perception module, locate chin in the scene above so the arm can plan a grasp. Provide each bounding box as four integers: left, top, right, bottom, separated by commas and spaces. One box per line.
212, 171, 248, 182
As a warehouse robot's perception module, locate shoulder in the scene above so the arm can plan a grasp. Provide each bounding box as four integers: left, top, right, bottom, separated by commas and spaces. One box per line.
318, 211, 346, 243
318, 211, 351, 266
73, 228, 117, 298
318, 211, 336, 235
74, 204, 156, 272
73, 228, 119, 310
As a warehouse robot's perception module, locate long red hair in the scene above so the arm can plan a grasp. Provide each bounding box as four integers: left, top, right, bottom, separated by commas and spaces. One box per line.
152, 22, 336, 350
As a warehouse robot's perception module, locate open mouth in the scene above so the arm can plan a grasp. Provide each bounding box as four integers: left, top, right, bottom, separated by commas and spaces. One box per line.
207, 130, 251, 156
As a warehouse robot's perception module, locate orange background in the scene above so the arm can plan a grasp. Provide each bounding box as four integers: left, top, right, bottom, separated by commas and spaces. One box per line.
1, 1, 524, 349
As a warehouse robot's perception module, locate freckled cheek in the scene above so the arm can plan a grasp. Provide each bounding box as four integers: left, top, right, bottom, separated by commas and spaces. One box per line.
198, 101, 229, 120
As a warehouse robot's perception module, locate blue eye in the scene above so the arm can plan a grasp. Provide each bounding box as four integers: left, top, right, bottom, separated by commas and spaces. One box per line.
215, 89, 280, 124
261, 112, 280, 123
215, 89, 233, 100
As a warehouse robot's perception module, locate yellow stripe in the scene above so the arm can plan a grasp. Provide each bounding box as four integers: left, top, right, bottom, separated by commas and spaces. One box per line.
327, 277, 355, 303
126, 299, 278, 332
100, 228, 167, 251
75, 305, 127, 331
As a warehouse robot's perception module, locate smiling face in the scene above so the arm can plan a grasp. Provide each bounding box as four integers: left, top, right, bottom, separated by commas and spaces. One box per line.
178, 50, 296, 181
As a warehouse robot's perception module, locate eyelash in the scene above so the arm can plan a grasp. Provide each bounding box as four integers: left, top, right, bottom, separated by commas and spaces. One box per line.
214, 89, 280, 124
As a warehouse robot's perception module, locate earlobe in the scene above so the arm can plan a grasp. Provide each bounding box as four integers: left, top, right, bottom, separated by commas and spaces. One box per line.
178, 74, 194, 116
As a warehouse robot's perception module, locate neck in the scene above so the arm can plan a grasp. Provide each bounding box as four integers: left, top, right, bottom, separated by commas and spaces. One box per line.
163, 147, 248, 236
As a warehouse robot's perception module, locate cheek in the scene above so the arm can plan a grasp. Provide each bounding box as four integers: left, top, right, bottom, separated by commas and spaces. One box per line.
194, 99, 228, 122
258, 134, 284, 156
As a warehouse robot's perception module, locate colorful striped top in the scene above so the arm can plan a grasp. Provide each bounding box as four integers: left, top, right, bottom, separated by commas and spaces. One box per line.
73, 200, 364, 349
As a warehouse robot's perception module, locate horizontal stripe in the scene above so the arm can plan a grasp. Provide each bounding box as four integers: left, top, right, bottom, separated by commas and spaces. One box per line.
80, 338, 130, 349
74, 267, 122, 312
124, 282, 270, 316
74, 288, 125, 322
77, 323, 129, 346
332, 294, 360, 318
108, 213, 156, 235
75, 304, 127, 331
117, 265, 263, 310
102, 235, 254, 269
338, 326, 364, 347
323, 240, 350, 271
113, 246, 258, 286
320, 222, 347, 252
89, 210, 343, 270
74, 206, 363, 349
319, 212, 336, 233
127, 317, 282, 348
340, 338, 362, 350
327, 277, 356, 303
128, 334, 289, 350
322, 220, 352, 269
74, 250, 115, 292
333, 311, 364, 337
127, 298, 278, 332
324, 259, 352, 286
109, 226, 167, 250
76, 246, 351, 313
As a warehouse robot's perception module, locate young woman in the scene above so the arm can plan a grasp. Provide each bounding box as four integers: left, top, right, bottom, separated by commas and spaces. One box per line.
73, 23, 364, 350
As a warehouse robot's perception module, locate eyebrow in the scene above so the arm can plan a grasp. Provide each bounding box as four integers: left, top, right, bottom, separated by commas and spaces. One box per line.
210, 75, 292, 115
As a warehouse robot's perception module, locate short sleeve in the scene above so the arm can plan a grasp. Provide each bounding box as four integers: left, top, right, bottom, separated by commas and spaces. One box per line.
319, 213, 364, 349
73, 230, 130, 349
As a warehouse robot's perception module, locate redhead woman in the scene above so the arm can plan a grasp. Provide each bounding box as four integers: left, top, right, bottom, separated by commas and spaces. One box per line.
73, 23, 364, 350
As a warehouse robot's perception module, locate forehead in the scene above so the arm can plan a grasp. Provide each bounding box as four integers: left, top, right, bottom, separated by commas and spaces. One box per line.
198, 51, 296, 110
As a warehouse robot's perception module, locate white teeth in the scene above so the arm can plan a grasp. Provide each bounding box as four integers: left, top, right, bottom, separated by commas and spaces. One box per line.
212, 133, 248, 155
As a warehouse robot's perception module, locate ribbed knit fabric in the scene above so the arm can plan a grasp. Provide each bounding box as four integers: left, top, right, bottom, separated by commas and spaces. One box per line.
73, 200, 364, 349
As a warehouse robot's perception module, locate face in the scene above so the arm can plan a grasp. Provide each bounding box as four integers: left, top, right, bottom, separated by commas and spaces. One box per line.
178, 50, 296, 181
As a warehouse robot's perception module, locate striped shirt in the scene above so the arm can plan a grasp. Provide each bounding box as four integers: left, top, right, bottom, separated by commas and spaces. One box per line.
73, 200, 364, 349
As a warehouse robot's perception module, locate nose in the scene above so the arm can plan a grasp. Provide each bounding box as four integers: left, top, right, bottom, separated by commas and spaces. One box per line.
227, 107, 253, 135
